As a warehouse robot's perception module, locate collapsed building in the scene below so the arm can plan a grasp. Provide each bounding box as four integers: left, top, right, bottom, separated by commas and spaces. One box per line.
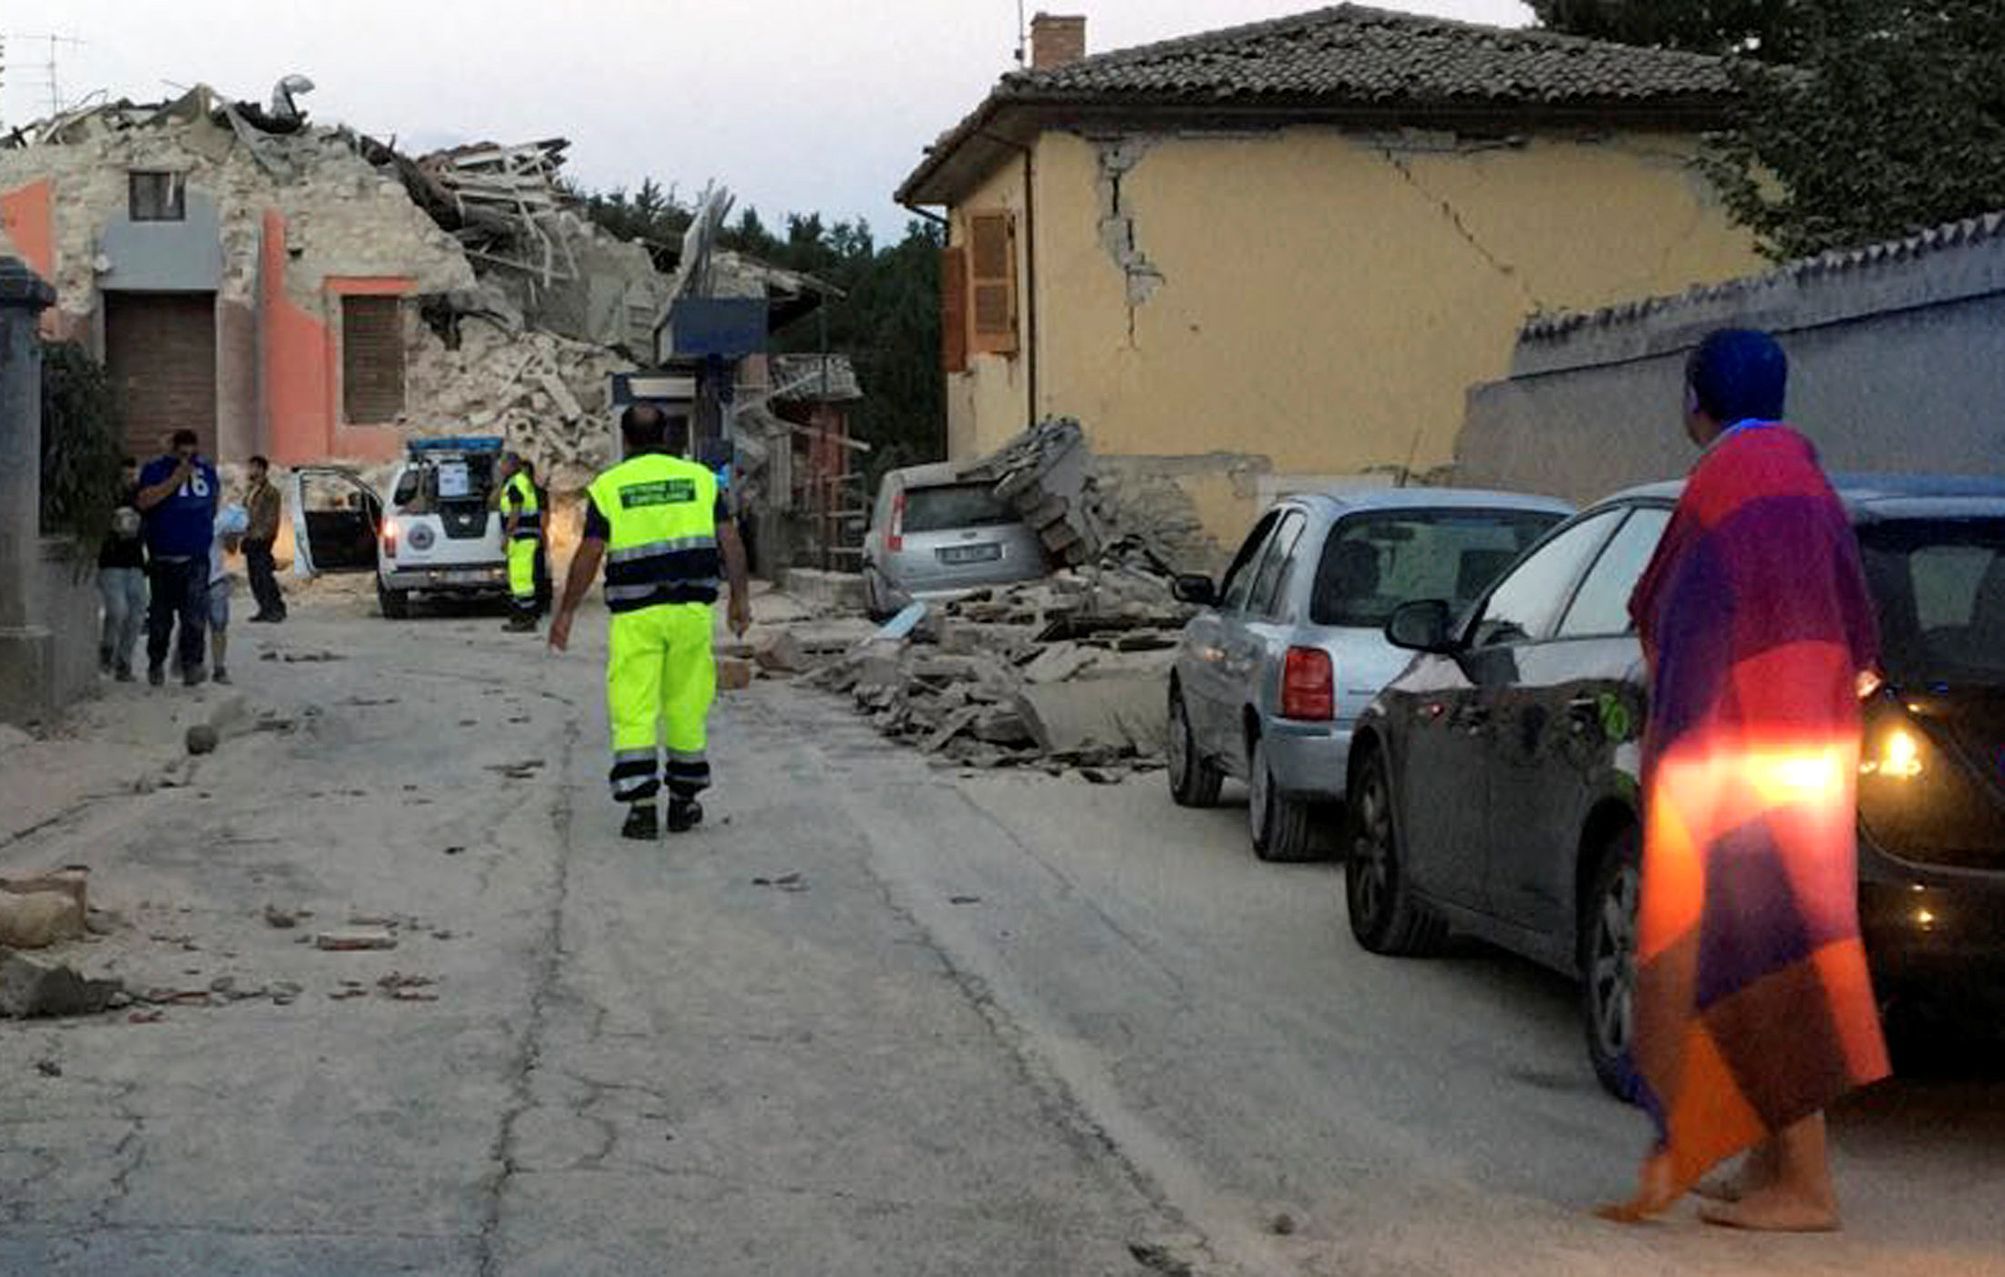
0, 80, 859, 567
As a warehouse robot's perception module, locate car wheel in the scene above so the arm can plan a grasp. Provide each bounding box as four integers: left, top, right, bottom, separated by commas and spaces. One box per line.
1581, 827, 1642, 1103
1344, 747, 1447, 955
1167, 686, 1224, 808
1249, 734, 1317, 862
378, 581, 410, 620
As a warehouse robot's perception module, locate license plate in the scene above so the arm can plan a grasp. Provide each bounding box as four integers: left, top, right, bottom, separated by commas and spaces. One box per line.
446, 569, 496, 584
938, 543, 1002, 565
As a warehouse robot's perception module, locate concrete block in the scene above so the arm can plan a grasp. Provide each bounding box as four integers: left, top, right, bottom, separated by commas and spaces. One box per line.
0, 891, 86, 949
1013, 675, 1167, 758
0, 952, 121, 1018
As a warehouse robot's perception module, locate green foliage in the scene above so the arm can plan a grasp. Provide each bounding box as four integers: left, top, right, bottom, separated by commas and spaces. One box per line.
38, 339, 124, 549
582, 186, 948, 486
1540, 0, 2005, 261
1702, 1, 2005, 260
1530, 0, 1806, 59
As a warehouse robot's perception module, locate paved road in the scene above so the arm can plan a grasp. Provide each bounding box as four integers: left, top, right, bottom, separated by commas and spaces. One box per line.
2, 591, 1999, 1275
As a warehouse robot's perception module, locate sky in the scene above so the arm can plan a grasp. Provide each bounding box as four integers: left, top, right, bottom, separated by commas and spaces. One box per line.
2, 0, 1535, 240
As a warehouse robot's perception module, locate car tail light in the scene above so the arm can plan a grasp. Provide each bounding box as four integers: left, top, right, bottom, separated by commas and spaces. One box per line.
1281, 647, 1335, 721
887, 489, 907, 553
381, 521, 397, 561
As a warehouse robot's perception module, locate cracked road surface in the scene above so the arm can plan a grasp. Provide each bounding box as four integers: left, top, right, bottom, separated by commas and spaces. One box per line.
3, 591, 2002, 1275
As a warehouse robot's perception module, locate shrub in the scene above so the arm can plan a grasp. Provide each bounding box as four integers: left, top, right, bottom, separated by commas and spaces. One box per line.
38, 339, 124, 550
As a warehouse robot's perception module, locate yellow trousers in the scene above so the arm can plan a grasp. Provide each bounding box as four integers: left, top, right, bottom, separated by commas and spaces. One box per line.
507, 538, 538, 608
607, 602, 716, 803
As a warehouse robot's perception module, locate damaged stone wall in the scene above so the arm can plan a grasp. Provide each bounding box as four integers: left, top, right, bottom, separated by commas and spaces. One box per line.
950, 126, 1760, 550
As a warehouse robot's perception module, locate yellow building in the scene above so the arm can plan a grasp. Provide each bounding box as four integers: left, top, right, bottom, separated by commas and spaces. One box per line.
897, 6, 1764, 558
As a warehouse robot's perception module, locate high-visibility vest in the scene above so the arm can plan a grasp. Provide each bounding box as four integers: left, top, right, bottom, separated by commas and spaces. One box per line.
587, 452, 721, 613
502, 471, 542, 540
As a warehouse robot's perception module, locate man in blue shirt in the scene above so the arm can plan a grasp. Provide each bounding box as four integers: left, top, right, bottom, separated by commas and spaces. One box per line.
136, 429, 221, 687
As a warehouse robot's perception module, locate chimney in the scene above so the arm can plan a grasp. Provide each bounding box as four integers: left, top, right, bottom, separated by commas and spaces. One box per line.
1030, 13, 1087, 70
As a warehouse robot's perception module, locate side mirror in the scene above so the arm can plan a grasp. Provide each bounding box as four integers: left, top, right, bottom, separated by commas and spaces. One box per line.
1386, 599, 1456, 653
1172, 574, 1219, 607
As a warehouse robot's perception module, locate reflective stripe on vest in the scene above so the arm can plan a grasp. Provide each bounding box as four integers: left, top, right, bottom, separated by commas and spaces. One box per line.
587, 453, 721, 613
504, 472, 543, 539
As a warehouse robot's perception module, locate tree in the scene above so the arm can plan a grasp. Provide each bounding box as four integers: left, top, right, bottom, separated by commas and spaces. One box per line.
1541, 1, 2005, 260
1702, 1, 2005, 259
39, 340, 124, 551
1530, 0, 1806, 59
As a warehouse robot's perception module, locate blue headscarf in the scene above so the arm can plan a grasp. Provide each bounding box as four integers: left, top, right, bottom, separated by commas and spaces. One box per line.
1686, 328, 1789, 425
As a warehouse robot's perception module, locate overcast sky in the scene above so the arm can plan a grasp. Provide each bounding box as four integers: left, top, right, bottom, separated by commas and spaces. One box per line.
4, 1, 1534, 239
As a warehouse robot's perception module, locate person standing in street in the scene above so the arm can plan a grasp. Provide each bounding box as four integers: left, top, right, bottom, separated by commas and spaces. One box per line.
548, 404, 751, 841
97, 457, 148, 682
498, 451, 542, 633
1602, 329, 1887, 1231
526, 458, 554, 619
242, 455, 287, 623
136, 429, 220, 688
206, 504, 248, 685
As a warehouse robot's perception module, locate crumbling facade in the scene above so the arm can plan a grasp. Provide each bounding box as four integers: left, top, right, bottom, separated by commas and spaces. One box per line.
0, 86, 643, 478
899, 9, 1766, 555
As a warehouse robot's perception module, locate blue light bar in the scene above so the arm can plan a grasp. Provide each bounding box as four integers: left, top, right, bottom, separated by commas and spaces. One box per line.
409, 436, 504, 454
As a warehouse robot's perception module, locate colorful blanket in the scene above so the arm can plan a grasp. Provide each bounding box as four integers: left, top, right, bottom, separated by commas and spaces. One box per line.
1613, 424, 1888, 1217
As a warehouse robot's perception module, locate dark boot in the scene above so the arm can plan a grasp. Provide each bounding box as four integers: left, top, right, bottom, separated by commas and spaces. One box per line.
621, 803, 659, 841
667, 798, 704, 834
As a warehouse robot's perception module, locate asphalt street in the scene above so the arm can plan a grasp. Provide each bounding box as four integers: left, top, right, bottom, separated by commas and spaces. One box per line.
1, 589, 1999, 1275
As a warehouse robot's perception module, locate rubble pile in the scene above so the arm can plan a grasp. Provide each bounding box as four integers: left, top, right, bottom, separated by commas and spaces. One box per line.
404, 308, 633, 492
959, 418, 1116, 568
814, 561, 1195, 780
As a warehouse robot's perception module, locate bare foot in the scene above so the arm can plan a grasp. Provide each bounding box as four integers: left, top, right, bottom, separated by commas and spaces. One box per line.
1699, 1187, 1840, 1233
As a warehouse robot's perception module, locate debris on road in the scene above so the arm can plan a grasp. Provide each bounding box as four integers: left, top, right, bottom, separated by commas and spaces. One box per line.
752, 872, 808, 893
315, 927, 400, 952
810, 559, 1189, 779
0, 952, 124, 1019
263, 904, 299, 929
185, 724, 220, 756
0, 890, 87, 949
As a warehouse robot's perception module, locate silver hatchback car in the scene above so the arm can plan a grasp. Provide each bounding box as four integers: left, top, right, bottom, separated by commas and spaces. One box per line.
863, 463, 1049, 617
1167, 489, 1572, 860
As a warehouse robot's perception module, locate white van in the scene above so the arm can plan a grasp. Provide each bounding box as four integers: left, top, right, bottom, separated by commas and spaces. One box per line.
290, 437, 510, 619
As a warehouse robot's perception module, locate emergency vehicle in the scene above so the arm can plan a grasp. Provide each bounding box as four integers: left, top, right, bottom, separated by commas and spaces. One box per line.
289, 437, 510, 619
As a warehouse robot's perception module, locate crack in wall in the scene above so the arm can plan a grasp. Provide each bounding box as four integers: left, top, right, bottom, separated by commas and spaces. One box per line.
1376, 147, 1547, 314
1092, 137, 1167, 343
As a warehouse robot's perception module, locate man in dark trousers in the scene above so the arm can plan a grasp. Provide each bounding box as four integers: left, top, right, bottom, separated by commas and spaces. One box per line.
243, 454, 287, 623
136, 429, 221, 688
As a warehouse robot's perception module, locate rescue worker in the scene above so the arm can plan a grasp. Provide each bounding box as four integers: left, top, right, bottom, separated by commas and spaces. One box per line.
497, 451, 543, 632
548, 404, 751, 841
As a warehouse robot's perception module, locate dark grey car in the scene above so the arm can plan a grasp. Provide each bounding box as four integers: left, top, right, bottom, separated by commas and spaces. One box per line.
1345, 476, 2005, 1097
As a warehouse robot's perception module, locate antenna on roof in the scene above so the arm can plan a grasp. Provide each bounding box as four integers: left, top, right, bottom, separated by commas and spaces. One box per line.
1014, 0, 1028, 66
2, 31, 85, 118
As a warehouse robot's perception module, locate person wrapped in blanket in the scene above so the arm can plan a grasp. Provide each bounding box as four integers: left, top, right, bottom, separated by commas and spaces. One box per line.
1602, 329, 1887, 1232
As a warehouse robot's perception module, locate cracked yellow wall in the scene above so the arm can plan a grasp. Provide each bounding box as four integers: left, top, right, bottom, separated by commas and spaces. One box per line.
944, 125, 1760, 537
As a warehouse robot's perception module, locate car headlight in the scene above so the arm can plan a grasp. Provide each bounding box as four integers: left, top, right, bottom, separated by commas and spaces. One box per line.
1862, 727, 1924, 779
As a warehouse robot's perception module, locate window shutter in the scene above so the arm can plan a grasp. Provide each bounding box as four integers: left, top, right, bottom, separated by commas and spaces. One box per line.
341, 295, 406, 424
966, 211, 1018, 355
940, 245, 969, 374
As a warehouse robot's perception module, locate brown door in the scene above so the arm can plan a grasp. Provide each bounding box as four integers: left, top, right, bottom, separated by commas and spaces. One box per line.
103, 292, 218, 459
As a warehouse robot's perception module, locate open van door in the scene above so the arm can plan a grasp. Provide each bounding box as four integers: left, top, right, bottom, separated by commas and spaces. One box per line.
289, 467, 382, 577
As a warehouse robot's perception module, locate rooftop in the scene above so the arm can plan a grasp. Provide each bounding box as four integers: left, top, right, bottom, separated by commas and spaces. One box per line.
900, 4, 1735, 205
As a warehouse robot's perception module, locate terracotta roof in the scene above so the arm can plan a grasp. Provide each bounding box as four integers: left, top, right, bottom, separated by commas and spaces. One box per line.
1005, 5, 1730, 108
899, 5, 1734, 205
1521, 210, 2005, 343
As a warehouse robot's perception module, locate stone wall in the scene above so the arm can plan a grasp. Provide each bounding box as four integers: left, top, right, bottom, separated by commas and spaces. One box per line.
1456, 213, 2005, 503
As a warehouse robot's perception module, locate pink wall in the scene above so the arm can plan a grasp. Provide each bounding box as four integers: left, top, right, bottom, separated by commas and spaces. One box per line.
260, 209, 413, 465
1, 179, 58, 336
